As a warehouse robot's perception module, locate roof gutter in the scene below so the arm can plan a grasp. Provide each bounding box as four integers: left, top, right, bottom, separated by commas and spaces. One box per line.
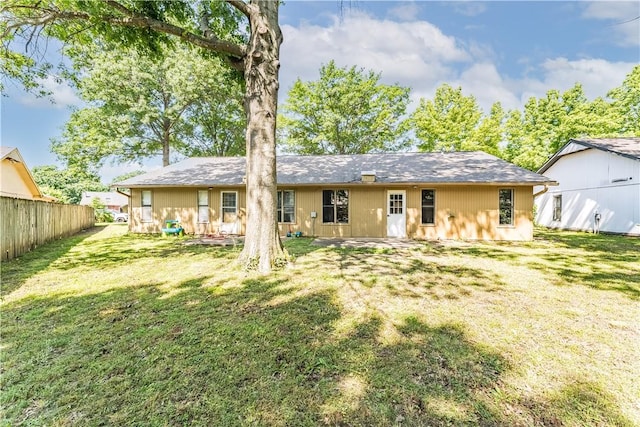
115, 188, 131, 199
533, 184, 554, 198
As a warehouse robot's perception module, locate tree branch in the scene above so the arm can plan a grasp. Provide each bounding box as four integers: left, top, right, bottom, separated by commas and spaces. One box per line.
3, 2, 247, 60
102, 0, 246, 58
226, 0, 251, 19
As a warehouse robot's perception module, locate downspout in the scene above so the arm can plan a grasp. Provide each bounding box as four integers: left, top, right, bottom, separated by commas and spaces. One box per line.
533, 185, 550, 198
115, 189, 130, 199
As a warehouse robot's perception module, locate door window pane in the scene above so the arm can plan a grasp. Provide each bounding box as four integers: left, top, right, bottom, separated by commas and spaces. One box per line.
222, 192, 237, 223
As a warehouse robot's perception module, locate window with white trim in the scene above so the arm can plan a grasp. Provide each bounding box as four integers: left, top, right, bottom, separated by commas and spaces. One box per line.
141, 190, 152, 223
421, 189, 435, 225
499, 189, 514, 226
322, 189, 349, 223
198, 190, 209, 223
277, 190, 295, 223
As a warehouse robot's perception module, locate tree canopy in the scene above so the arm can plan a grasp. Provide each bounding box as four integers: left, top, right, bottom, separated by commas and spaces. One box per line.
32, 165, 107, 204
503, 83, 621, 170
52, 43, 245, 172
608, 65, 640, 135
278, 60, 412, 154
411, 84, 483, 152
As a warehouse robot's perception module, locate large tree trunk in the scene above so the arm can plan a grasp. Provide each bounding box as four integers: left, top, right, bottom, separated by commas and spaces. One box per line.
238, 1, 285, 273
162, 117, 171, 166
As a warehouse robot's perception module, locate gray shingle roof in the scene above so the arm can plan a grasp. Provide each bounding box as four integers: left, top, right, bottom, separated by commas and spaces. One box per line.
115, 151, 555, 187
539, 137, 640, 173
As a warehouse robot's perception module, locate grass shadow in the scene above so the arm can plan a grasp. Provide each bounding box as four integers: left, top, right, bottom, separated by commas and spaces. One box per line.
520, 379, 636, 427
2, 274, 512, 426
330, 247, 506, 301
0, 225, 105, 295
2, 228, 637, 425
438, 229, 640, 299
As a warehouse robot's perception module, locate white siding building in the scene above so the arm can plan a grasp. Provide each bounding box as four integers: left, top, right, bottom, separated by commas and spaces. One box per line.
535, 138, 640, 236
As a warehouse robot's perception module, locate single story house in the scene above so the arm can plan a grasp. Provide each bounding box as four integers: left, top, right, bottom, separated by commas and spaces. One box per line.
535, 137, 640, 236
1, 146, 54, 201
80, 191, 129, 212
114, 151, 556, 241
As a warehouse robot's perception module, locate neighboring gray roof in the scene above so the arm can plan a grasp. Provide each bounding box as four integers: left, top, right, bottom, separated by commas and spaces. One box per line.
79, 191, 129, 206
114, 152, 556, 188
538, 137, 640, 173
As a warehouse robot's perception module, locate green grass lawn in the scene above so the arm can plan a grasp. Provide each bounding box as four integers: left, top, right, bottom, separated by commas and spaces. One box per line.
1, 225, 638, 426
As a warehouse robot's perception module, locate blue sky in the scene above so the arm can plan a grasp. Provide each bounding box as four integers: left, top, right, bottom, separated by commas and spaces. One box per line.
1, 1, 639, 183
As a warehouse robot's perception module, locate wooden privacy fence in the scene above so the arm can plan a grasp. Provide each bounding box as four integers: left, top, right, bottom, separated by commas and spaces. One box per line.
1, 197, 95, 261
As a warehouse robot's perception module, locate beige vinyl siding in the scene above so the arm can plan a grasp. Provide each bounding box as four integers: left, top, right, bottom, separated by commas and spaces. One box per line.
407, 186, 533, 241
129, 187, 246, 234
276, 187, 385, 238
130, 185, 534, 241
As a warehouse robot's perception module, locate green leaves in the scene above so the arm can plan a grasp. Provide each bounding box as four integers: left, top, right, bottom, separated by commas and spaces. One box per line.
411, 84, 482, 152
278, 60, 412, 155
52, 43, 245, 170
411, 75, 635, 172
32, 165, 107, 204
503, 83, 623, 170
608, 65, 640, 135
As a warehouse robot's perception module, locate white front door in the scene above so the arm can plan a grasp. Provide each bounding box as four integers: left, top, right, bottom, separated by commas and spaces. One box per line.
387, 190, 406, 238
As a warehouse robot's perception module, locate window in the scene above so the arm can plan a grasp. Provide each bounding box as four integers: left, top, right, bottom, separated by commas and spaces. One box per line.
322, 189, 349, 223
221, 191, 237, 223
141, 190, 152, 222
553, 195, 562, 221
421, 189, 435, 225
389, 193, 404, 214
198, 190, 209, 223
277, 190, 295, 223
499, 189, 514, 226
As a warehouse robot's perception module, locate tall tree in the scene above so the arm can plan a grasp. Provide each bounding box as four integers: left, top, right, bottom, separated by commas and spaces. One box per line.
52, 43, 245, 172
2, 0, 284, 272
608, 65, 640, 135
32, 165, 107, 204
278, 60, 412, 154
411, 84, 483, 152
467, 102, 505, 156
504, 83, 621, 170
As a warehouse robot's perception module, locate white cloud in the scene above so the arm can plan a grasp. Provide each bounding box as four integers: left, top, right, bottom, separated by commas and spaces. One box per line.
455, 58, 635, 112
454, 63, 521, 111
387, 3, 422, 22
280, 10, 635, 119
448, 2, 487, 17
536, 57, 635, 99
582, 1, 640, 46
280, 10, 470, 106
18, 75, 81, 109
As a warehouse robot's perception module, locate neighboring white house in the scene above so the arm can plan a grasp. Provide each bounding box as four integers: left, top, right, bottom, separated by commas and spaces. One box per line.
80, 191, 129, 212
535, 137, 640, 235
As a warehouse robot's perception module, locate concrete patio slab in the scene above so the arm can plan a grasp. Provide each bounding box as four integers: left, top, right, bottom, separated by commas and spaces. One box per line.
311, 237, 422, 249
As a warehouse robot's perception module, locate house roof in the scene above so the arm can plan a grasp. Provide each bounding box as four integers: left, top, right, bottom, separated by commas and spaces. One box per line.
115, 151, 555, 188
79, 191, 129, 207
1, 146, 53, 201
538, 137, 640, 173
